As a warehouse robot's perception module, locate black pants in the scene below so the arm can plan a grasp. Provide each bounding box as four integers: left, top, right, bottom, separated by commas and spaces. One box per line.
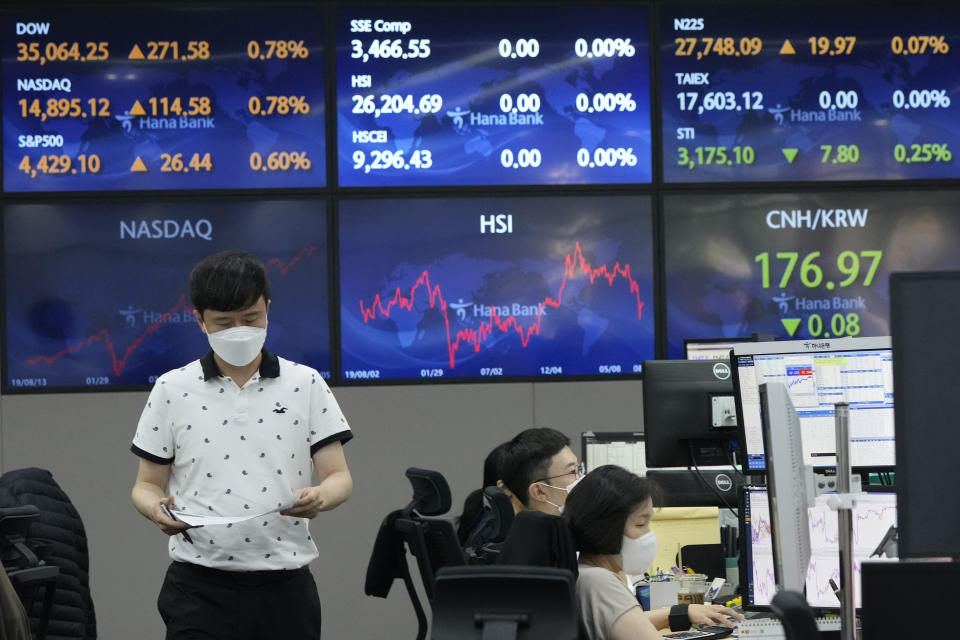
158, 561, 323, 640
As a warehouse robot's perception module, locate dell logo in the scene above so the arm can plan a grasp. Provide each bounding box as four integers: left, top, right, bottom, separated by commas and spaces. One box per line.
715, 473, 734, 492
712, 362, 731, 380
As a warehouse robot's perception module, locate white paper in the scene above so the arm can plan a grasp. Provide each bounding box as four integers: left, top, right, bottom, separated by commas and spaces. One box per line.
171, 496, 298, 527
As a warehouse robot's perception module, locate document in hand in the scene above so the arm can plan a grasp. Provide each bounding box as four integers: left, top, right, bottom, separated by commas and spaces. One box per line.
170, 496, 298, 526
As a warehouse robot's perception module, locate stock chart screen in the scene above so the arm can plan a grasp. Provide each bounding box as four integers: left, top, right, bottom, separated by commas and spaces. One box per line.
338, 196, 654, 381
661, 6, 960, 182
663, 190, 960, 358
3, 200, 330, 391
2, 8, 324, 191
336, 7, 652, 186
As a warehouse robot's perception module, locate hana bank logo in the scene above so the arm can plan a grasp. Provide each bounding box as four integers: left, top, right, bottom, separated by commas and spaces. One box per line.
115, 111, 135, 134
767, 103, 790, 126
448, 298, 545, 322
446, 107, 471, 130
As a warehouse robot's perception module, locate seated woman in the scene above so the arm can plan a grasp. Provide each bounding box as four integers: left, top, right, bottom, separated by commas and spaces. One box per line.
563, 465, 743, 640
456, 441, 510, 549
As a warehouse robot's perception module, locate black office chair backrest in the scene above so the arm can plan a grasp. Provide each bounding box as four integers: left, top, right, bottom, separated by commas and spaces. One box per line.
0, 505, 59, 640
0, 505, 42, 568
496, 510, 578, 576
431, 565, 579, 640
483, 486, 514, 544
770, 590, 819, 640
397, 514, 466, 602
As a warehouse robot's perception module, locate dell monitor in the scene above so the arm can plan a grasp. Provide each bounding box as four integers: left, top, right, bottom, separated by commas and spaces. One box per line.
741, 486, 897, 611
641, 359, 738, 469
731, 336, 894, 473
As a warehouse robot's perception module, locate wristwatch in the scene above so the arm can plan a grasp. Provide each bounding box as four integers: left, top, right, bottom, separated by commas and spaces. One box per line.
669, 603, 691, 631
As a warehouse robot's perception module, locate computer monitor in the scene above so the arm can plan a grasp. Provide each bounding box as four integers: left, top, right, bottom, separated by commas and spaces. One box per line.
890, 271, 960, 559
740, 487, 897, 611
641, 359, 738, 468
581, 431, 646, 476
646, 469, 742, 508
684, 338, 752, 361
731, 336, 894, 472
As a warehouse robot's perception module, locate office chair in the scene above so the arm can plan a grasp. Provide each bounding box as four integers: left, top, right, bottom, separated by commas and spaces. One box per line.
0, 505, 59, 640
431, 565, 580, 640
770, 590, 820, 640
496, 510, 578, 576
464, 486, 515, 565
365, 468, 467, 640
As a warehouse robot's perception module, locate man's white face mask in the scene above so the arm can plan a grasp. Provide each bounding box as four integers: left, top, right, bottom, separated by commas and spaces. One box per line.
540, 472, 585, 515
204, 325, 267, 366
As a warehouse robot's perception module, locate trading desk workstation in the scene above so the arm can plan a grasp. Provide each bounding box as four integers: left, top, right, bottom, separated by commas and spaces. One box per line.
588, 304, 960, 639
2, 1, 960, 638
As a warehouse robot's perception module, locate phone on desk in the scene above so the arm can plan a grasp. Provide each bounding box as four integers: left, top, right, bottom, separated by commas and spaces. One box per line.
704, 577, 726, 604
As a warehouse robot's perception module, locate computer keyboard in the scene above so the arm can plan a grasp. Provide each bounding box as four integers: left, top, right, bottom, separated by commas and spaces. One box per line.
663, 624, 735, 639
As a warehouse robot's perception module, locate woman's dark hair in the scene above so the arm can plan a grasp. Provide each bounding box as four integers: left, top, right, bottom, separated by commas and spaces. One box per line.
189, 250, 271, 316
563, 465, 659, 555
499, 427, 570, 507
456, 441, 509, 544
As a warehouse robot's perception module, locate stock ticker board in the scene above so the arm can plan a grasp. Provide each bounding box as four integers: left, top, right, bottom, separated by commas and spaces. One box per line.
2, 8, 325, 191
661, 6, 960, 182
3, 201, 331, 390
663, 190, 960, 358
336, 8, 652, 186
337, 196, 655, 382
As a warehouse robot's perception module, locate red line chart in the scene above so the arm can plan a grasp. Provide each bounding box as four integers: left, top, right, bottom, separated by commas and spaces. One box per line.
26, 246, 318, 377
358, 241, 646, 369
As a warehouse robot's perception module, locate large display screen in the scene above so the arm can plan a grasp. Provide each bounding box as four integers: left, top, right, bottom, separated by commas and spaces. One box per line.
338, 196, 654, 381
3, 200, 330, 391
661, 5, 960, 182
663, 190, 960, 358
336, 7, 652, 186
2, 7, 325, 191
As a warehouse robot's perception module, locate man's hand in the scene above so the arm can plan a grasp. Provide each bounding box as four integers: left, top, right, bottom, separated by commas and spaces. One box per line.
688, 604, 744, 628
281, 487, 327, 519
154, 496, 196, 536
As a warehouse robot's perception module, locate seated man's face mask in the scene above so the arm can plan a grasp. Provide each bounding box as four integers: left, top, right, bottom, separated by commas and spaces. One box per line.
539, 473, 585, 514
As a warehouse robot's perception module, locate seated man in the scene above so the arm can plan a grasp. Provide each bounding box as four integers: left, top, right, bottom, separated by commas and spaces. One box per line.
499, 427, 582, 516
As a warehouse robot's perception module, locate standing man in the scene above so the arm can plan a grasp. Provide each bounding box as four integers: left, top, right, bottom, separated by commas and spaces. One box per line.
131, 250, 353, 639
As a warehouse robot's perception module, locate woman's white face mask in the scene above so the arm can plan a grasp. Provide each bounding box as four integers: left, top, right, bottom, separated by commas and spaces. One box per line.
204, 325, 267, 366
618, 531, 657, 575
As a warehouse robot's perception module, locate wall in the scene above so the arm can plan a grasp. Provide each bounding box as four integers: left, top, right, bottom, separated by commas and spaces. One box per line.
0, 379, 642, 639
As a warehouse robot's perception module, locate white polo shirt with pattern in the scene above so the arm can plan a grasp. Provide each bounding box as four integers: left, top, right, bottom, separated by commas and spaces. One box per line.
132, 350, 353, 571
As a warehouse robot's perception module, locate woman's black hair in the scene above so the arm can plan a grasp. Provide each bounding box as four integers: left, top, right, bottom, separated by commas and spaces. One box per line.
189, 250, 271, 316
456, 441, 510, 544
563, 465, 659, 555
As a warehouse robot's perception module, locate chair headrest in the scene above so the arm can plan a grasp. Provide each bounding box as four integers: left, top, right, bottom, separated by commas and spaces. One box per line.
0, 505, 40, 536
405, 468, 452, 516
